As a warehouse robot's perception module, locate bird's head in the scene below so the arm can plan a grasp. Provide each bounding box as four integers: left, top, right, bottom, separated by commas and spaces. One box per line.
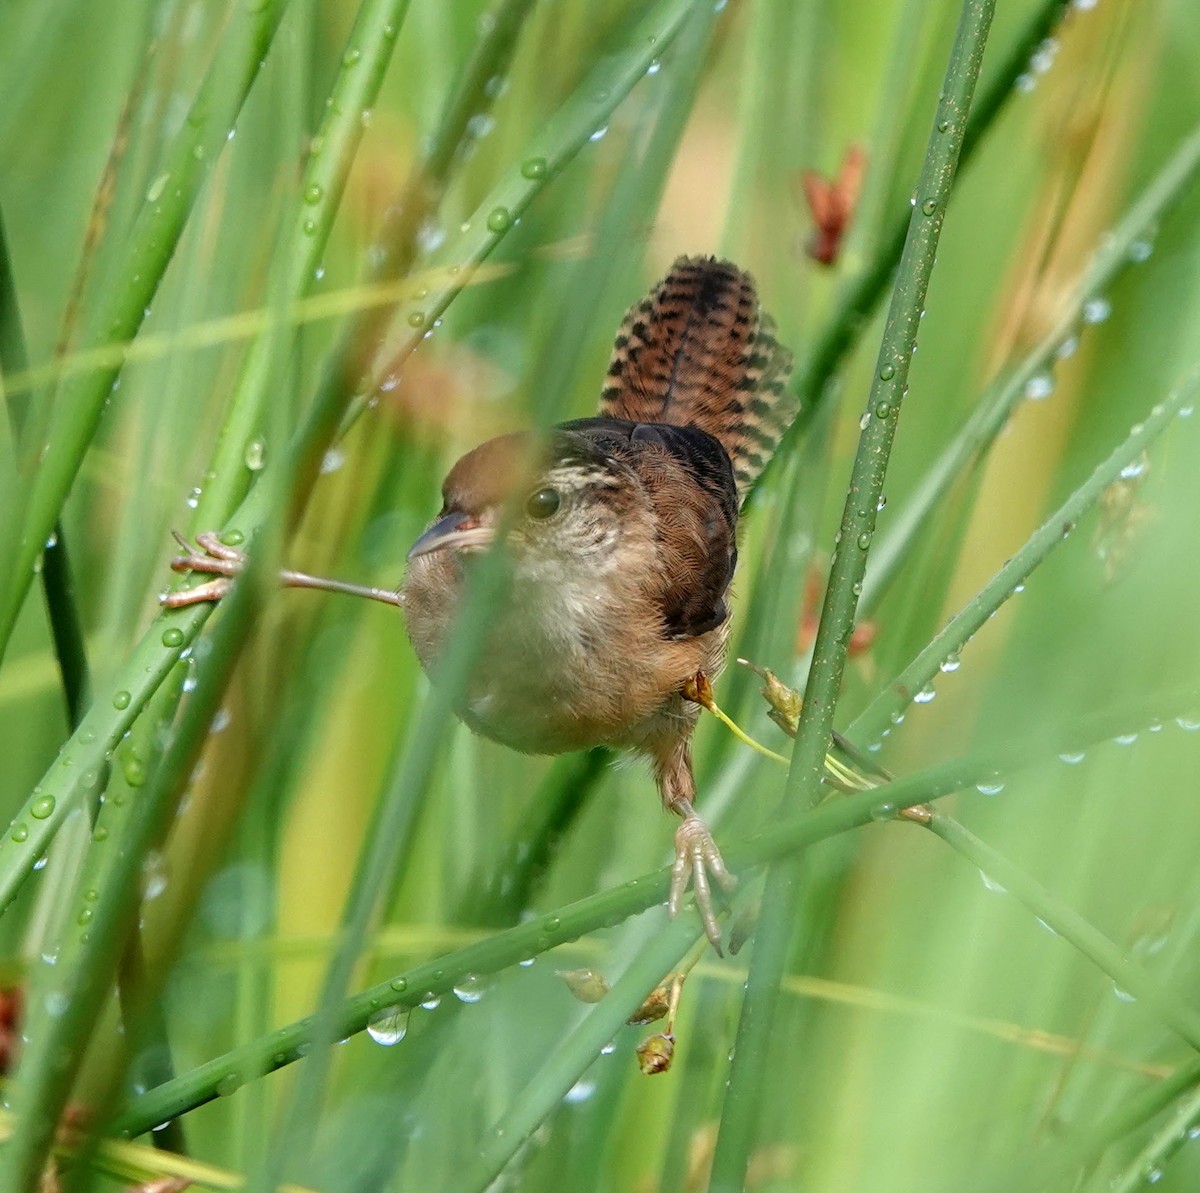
405, 429, 644, 586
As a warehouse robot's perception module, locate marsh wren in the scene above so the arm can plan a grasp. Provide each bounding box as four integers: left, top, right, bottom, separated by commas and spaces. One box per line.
167, 257, 795, 951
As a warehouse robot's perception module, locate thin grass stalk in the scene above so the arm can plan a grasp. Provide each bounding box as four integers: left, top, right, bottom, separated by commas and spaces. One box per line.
115, 734, 1090, 1140
861, 119, 1200, 615
0, 567, 259, 1190
1104, 1075, 1200, 1192
1011, 1057, 1200, 1193
328, 0, 705, 453
0, 0, 407, 910
0, 208, 91, 726
709, 3, 996, 1187
312, 0, 537, 443
110, 679, 1200, 1138
0, 0, 419, 1175
0, 1107, 317, 1193
757, 0, 1073, 490
923, 813, 1200, 1051
458, 917, 702, 1193
245, 547, 517, 1192
0, 0, 292, 666
0, 0, 704, 919
849, 364, 1200, 745
528, 0, 718, 428
189, 0, 414, 531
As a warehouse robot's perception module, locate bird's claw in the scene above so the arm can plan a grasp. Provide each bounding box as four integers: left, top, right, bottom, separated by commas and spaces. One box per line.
669, 813, 737, 954
162, 531, 245, 608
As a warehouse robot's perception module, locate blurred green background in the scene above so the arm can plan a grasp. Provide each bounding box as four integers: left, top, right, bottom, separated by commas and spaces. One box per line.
2, 0, 1200, 1190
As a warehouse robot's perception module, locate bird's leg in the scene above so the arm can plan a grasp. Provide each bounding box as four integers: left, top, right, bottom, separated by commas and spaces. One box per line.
653, 730, 736, 954
162, 531, 405, 610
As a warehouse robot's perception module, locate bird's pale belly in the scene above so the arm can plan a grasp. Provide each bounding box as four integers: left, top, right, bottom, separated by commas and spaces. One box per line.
402, 555, 726, 757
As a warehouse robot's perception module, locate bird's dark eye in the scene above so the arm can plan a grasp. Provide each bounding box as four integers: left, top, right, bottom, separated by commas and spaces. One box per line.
525, 487, 561, 520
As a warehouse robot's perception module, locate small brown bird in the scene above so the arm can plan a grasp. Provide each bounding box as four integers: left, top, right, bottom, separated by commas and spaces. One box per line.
167, 257, 795, 950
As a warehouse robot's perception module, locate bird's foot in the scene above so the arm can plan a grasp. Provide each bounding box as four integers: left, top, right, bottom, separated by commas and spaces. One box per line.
161, 532, 245, 608
668, 801, 737, 954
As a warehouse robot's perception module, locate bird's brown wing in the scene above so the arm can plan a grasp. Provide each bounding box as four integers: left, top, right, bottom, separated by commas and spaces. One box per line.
598, 256, 795, 505
563, 418, 737, 639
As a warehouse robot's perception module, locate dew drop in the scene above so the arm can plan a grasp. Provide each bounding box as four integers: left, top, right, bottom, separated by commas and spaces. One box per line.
858, 411, 871, 430
980, 872, 1007, 894
215, 1072, 242, 1097
1029, 37, 1058, 75
1058, 751, 1086, 764
1119, 457, 1148, 480
856, 532, 871, 549
146, 173, 170, 203
467, 112, 495, 139
367, 1005, 410, 1045
43, 988, 67, 1020
1112, 983, 1136, 1003
976, 780, 1005, 796
875, 401, 892, 419
486, 206, 511, 233
453, 975, 486, 1004
1024, 372, 1054, 400
1055, 335, 1079, 361
1082, 297, 1111, 324
921, 199, 937, 216
939, 652, 960, 673
913, 686, 936, 704
416, 218, 445, 253
162, 627, 185, 648
244, 438, 266, 471
1175, 716, 1200, 732
389, 976, 409, 993
564, 1079, 595, 1104
1114, 732, 1138, 746
589, 125, 609, 143
420, 993, 441, 1011
11, 824, 28, 843
304, 183, 323, 205
407, 310, 426, 328
320, 448, 345, 474
521, 156, 548, 180
879, 363, 896, 381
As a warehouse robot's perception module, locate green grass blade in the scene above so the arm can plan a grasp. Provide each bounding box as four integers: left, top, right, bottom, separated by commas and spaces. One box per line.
0, 0, 291, 665
710, 4, 996, 1186
850, 364, 1200, 744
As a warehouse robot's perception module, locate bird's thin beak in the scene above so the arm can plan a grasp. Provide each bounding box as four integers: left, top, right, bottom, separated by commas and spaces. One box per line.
406, 511, 495, 560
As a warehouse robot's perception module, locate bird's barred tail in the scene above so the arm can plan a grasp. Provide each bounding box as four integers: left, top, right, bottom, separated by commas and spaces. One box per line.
597, 256, 796, 504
